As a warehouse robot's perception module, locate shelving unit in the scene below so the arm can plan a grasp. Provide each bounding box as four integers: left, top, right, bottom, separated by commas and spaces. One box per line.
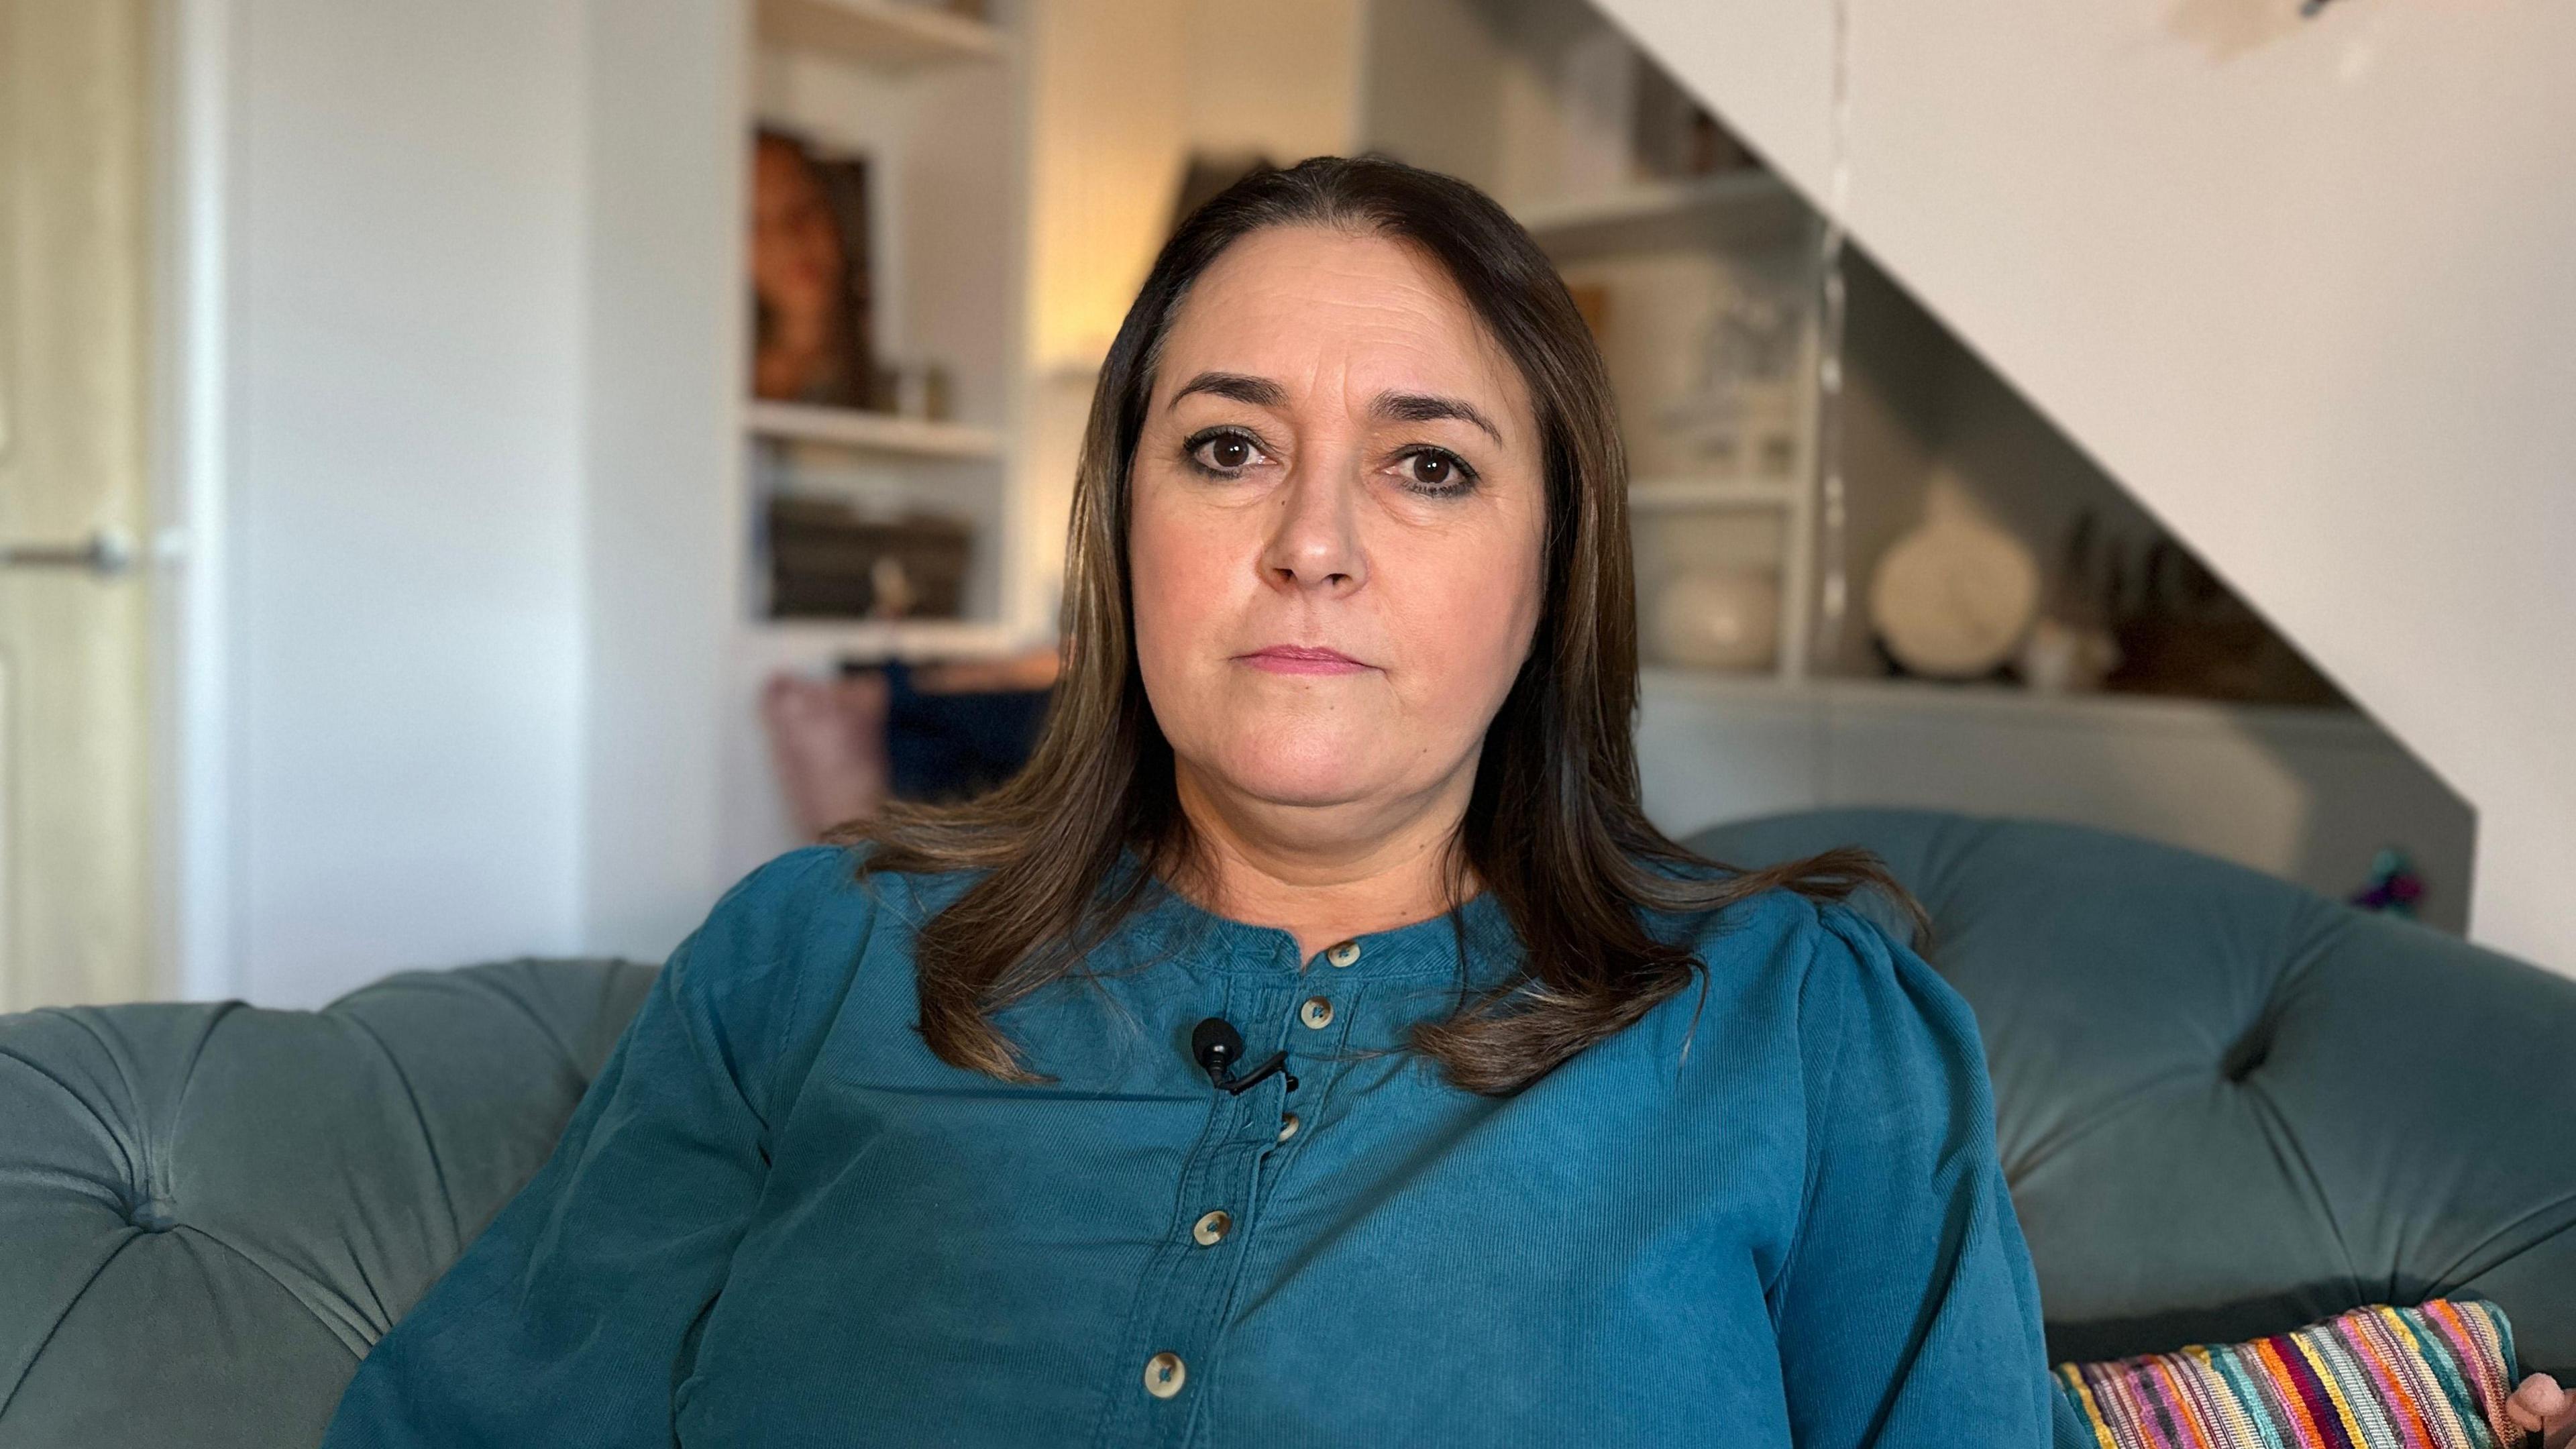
1510, 174, 1826, 684
737, 0, 1030, 655
717, 0, 1036, 869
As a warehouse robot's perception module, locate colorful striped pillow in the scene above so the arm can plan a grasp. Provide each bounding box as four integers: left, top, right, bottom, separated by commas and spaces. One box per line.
2054, 1299, 2534, 1449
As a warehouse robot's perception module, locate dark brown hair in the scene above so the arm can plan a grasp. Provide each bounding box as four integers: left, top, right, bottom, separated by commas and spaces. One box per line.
829, 154, 1919, 1095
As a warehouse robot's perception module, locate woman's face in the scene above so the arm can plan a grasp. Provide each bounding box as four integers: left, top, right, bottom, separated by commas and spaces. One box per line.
1128, 225, 1548, 838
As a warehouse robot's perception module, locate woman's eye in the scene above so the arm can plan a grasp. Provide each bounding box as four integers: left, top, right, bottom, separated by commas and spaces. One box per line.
1399, 448, 1478, 494
1185, 430, 1265, 476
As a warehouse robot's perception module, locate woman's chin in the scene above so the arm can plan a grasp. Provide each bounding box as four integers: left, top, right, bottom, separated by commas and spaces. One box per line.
1210, 750, 1397, 810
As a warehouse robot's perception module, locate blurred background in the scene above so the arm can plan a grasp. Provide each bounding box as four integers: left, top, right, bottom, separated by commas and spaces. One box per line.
4, 0, 2569, 1010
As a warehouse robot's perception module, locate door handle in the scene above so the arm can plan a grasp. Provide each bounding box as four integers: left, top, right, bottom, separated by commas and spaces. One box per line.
0, 528, 134, 578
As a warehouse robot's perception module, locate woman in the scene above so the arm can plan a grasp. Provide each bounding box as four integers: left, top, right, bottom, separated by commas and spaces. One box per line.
316, 154, 2568, 1448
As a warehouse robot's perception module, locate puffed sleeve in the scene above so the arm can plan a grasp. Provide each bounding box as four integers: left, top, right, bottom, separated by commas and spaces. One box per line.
1769, 901, 2095, 1449
318, 844, 868, 1448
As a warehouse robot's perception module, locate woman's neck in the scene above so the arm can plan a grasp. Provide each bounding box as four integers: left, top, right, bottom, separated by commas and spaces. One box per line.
1167, 761, 1481, 963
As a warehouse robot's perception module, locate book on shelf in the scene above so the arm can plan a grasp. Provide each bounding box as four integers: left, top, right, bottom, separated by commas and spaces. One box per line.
766, 494, 973, 621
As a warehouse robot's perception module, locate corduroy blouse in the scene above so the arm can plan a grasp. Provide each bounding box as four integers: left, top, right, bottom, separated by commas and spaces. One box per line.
319, 841, 2092, 1448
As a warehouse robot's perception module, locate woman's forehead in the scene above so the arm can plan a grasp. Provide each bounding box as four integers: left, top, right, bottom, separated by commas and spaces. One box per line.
1155, 227, 1526, 423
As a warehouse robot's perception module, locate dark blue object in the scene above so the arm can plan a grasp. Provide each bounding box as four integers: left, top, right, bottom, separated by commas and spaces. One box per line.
863, 657, 1053, 804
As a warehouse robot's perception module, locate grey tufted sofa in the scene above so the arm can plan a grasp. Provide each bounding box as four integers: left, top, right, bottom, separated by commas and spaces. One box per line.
0, 959, 653, 1446
2, 808, 2571, 1445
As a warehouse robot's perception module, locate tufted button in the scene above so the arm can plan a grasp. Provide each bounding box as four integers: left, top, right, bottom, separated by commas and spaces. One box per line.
2218, 1020, 2273, 1083
1325, 939, 1361, 968
1191, 1209, 1232, 1246
1277, 1112, 1300, 1143
1143, 1350, 1187, 1399
1299, 996, 1334, 1029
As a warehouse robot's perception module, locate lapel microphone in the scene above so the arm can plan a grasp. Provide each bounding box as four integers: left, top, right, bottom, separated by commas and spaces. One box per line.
1191, 1017, 1295, 1095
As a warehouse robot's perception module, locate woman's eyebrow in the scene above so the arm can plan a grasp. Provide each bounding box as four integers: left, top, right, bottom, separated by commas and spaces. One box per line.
1169, 371, 1286, 409
1370, 390, 1503, 446
1169, 370, 1503, 447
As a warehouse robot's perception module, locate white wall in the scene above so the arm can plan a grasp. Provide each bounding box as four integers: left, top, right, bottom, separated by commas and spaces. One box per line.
214, 0, 590, 1004
577, 0, 743, 965
1601, 0, 2576, 972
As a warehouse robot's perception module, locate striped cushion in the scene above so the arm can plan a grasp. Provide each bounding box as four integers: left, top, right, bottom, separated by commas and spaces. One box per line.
2054, 1299, 2532, 1449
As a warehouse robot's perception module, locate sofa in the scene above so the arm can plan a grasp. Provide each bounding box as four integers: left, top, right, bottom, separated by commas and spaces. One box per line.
3, 808, 2570, 1445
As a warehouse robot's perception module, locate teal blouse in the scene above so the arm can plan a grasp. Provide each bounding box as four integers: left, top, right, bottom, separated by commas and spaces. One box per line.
321, 842, 2093, 1447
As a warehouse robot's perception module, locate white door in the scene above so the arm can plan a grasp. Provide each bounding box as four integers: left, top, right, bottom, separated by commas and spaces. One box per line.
0, 0, 156, 1010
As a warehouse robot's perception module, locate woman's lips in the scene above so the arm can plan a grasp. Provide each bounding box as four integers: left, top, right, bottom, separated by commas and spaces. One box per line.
1237, 645, 1373, 675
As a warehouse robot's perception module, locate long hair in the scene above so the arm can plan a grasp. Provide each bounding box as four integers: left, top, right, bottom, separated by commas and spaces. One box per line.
828, 154, 1919, 1095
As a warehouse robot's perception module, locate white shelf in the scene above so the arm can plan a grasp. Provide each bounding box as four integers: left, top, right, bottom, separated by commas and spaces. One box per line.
1640, 666, 2372, 739
1629, 477, 1800, 511
1512, 170, 1809, 259
1633, 667, 2466, 931
755, 0, 1004, 71
739, 616, 1032, 676
745, 400, 1006, 460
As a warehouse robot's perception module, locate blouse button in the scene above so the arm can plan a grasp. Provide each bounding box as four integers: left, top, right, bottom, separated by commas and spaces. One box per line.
1191, 1209, 1232, 1246
1144, 1350, 1187, 1399
1277, 1112, 1301, 1143
1299, 996, 1334, 1029
1325, 938, 1361, 968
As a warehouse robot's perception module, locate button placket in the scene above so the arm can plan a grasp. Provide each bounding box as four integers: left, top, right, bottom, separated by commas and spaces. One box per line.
1182, 1005, 1305, 1441
1092, 981, 1277, 1448
1197, 970, 1377, 1426
1100, 898, 1488, 1447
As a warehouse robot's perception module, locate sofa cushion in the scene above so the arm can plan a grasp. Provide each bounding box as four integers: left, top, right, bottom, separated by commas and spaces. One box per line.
2055, 1298, 2529, 1449
1686, 808, 2576, 1379
0, 958, 653, 1445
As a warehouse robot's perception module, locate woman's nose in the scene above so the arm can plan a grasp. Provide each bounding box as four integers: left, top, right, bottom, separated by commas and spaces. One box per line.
1259, 454, 1366, 594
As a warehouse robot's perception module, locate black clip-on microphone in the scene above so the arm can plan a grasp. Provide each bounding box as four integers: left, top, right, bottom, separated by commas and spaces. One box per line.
1191, 1017, 1297, 1095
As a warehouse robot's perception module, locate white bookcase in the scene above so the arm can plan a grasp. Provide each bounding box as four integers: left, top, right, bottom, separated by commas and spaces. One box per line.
739, 0, 1035, 668
710, 0, 1040, 865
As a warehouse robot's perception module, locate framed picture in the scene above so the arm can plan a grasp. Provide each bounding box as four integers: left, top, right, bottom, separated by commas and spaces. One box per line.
750, 127, 881, 409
